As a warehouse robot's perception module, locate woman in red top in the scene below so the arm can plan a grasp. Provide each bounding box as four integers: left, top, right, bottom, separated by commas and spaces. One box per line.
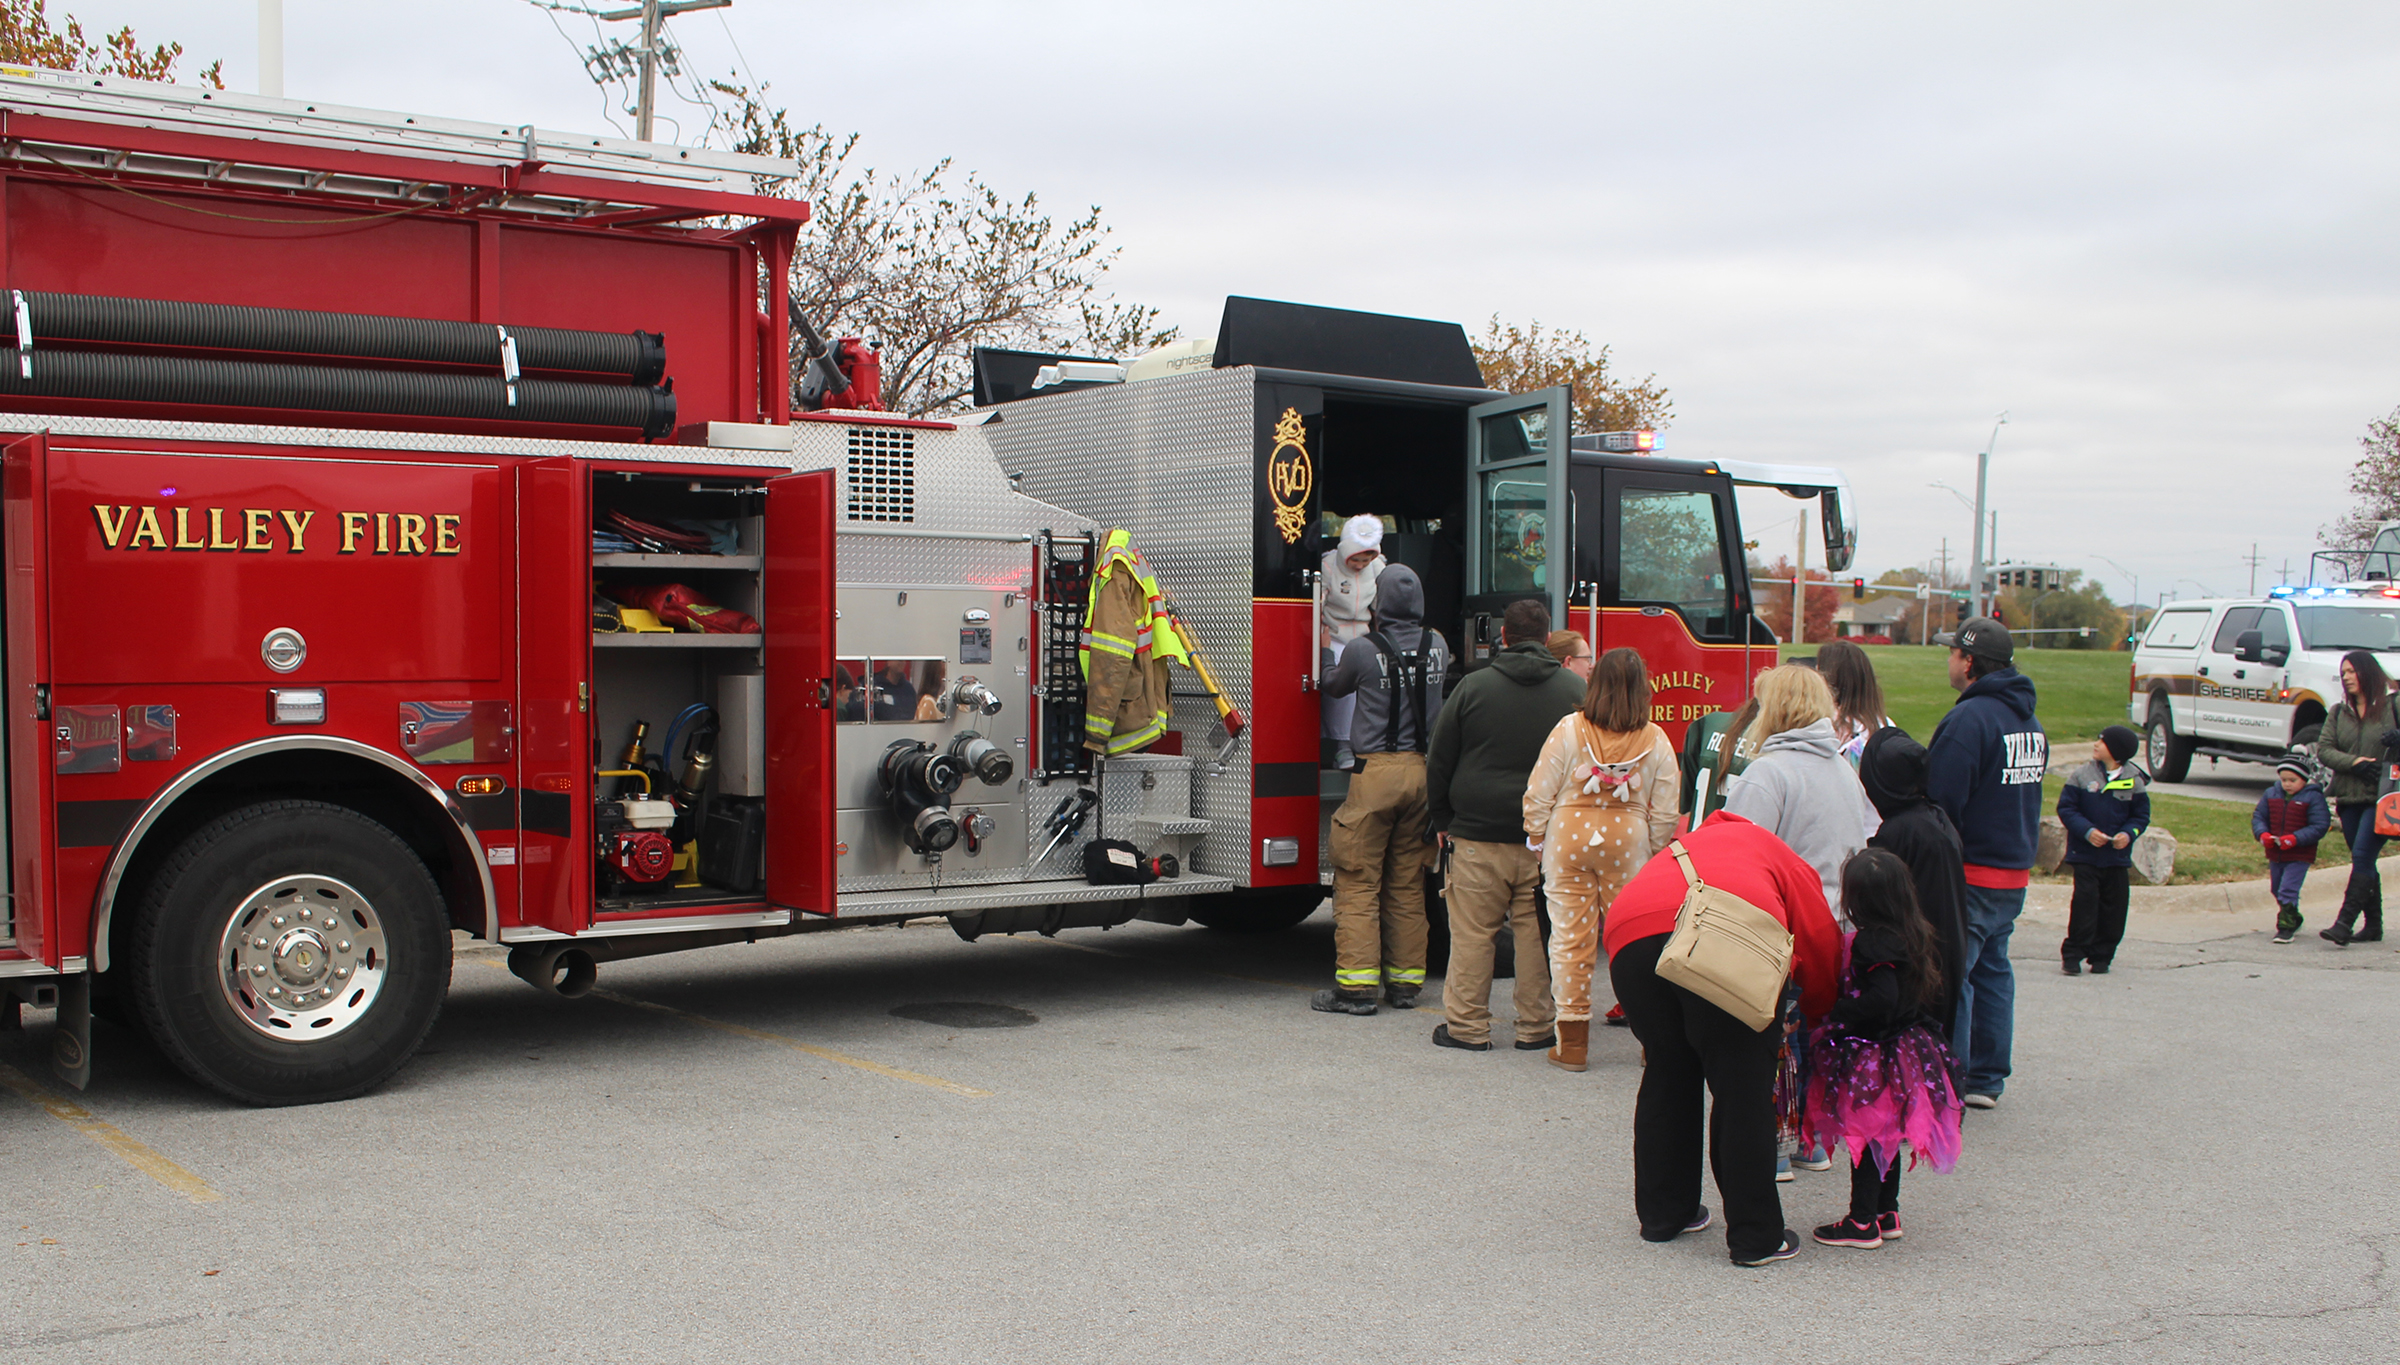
1604, 809, 1842, 1266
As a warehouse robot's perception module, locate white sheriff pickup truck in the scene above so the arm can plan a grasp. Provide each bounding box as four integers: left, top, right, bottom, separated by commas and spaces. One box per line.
2130, 585, 2400, 781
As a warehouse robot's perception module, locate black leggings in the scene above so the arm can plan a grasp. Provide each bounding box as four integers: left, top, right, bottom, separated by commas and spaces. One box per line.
1609, 933, 1786, 1260
1850, 1152, 1901, 1221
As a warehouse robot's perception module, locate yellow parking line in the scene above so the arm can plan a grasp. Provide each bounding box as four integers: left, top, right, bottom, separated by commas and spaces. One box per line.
589, 990, 992, 1098
0, 1061, 222, 1203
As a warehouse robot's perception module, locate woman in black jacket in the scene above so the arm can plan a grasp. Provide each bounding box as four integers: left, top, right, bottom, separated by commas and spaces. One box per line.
1858, 727, 1969, 1037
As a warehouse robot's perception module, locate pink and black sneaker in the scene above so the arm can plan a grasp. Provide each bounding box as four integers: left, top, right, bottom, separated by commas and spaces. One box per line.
1812, 1215, 1884, 1249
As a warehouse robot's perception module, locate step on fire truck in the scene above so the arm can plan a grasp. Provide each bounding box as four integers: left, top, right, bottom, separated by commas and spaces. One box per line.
0, 68, 1855, 1104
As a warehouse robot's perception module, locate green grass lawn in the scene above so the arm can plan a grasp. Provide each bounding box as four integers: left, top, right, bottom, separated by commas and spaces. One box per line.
1779, 643, 2132, 748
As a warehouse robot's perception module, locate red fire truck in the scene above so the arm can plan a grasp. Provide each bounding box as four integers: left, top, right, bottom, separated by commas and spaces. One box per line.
0, 68, 1854, 1105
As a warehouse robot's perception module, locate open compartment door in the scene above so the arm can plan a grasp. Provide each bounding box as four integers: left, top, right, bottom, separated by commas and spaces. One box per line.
764, 468, 835, 915
1463, 387, 1573, 648
2, 434, 51, 964
515, 457, 591, 935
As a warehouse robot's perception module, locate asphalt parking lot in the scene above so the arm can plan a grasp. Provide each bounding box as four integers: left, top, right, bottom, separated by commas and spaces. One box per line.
5, 904, 2397, 1364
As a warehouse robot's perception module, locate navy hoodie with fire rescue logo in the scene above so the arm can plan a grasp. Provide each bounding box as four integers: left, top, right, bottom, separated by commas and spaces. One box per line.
1924, 667, 2048, 873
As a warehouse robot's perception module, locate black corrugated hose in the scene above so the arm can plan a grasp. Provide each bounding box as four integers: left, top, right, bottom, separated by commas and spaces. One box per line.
17, 290, 666, 384
0, 349, 676, 437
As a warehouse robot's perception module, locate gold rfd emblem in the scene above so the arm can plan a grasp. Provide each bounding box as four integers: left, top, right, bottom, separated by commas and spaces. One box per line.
1266, 407, 1313, 545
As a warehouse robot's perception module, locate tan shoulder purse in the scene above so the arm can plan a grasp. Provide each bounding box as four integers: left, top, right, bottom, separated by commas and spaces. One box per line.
1652, 839, 1795, 1032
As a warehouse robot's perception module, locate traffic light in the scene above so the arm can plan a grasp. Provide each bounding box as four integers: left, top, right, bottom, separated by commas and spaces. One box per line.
1955, 599, 1969, 625
1852, 577, 1864, 601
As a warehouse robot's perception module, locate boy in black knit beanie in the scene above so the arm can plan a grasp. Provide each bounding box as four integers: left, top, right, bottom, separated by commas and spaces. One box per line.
2056, 725, 2149, 974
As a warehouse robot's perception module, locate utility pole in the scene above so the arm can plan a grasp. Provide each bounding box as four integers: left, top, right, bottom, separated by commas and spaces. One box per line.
2244, 542, 2265, 596
1937, 538, 1950, 645
258, 0, 282, 98
593, 0, 732, 142
1969, 413, 2006, 620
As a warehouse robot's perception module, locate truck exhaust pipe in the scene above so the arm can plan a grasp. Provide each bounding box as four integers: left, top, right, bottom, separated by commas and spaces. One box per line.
508, 945, 599, 998
504, 926, 768, 998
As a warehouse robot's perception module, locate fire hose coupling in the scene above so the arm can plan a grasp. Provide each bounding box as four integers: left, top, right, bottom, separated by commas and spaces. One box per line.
947, 730, 1014, 786
880, 739, 964, 854
942, 676, 1004, 718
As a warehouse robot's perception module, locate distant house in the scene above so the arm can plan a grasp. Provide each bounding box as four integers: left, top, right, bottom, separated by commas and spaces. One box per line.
1832, 595, 1922, 643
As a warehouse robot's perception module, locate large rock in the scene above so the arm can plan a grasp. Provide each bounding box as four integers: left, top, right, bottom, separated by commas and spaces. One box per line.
2131, 826, 2178, 885
2036, 816, 2067, 874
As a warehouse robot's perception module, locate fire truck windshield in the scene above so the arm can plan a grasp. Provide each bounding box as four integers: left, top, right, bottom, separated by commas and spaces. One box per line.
1619, 486, 1738, 637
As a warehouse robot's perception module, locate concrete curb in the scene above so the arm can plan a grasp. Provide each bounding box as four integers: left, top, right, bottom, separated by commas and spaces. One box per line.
2019, 852, 2400, 943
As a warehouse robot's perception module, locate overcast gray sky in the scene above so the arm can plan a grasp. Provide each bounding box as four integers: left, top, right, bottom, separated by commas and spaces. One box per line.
80, 1, 2400, 605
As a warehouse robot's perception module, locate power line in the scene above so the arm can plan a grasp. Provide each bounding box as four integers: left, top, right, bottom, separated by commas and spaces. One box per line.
525, 0, 733, 142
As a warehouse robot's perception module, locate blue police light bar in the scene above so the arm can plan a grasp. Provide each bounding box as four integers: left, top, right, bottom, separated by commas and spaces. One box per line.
2270, 585, 2296, 597
1592, 429, 1657, 453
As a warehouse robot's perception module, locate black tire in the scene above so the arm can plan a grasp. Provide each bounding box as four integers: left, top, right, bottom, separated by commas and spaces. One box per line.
2145, 699, 2196, 783
1426, 871, 1451, 976
1188, 885, 1325, 934
124, 800, 451, 1106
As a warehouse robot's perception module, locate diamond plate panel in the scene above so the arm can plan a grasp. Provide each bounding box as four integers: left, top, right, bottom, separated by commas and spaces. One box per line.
781, 423, 1096, 585
984, 369, 1260, 883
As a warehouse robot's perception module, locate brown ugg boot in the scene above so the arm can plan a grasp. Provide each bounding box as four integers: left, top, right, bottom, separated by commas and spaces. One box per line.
1548, 1019, 1589, 1072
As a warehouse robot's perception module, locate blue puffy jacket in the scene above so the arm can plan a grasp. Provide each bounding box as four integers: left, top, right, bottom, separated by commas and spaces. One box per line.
1926, 667, 2048, 872
2057, 759, 2150, 868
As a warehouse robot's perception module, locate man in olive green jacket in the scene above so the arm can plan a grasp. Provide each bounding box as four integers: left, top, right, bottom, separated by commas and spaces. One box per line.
1424, 598, 1587, 1050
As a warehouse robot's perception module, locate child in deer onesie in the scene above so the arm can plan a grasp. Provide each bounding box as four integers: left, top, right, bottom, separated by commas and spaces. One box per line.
1524, 647, 1681, 1071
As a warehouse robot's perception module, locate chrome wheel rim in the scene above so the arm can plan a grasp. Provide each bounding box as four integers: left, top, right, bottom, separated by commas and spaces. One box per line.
217, 875, 388, 1040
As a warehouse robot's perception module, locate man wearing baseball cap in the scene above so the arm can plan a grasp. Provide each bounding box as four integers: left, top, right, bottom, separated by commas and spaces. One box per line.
1925, 617, 2048, 1109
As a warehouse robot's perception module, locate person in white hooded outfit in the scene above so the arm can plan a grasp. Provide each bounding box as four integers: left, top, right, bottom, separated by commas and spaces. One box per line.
1321, 514, 1386, 768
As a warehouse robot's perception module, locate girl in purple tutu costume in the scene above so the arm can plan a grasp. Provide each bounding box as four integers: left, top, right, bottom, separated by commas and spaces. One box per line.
1802, 849, 1965, 1249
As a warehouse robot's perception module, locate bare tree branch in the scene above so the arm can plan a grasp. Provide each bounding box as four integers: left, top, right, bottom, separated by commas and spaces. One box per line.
712, 78, 1176, 415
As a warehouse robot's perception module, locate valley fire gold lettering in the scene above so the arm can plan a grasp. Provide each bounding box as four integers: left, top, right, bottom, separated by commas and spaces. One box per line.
90, 504, 462, 556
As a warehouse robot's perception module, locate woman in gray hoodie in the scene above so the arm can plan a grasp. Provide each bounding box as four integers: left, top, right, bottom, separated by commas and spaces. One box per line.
1722, 665, 1882, 928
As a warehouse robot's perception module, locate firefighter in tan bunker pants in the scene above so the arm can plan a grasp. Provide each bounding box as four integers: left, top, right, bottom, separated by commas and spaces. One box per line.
1312, 564, 1452, 1014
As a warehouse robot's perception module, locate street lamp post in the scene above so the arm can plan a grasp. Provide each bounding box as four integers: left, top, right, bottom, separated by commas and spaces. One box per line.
2099, 556, 2139, 643
1970, 414, 2007, 619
